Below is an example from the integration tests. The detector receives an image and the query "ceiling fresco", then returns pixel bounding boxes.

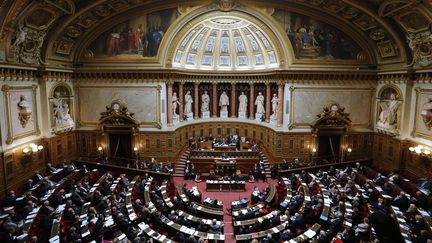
[0,0,430,69]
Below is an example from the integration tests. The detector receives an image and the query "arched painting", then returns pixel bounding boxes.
[86,8,179,59]
[272,9,363,60]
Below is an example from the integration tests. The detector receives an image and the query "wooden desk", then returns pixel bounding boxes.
[213,145,237,151]
[206,180,246,192]
[199,141,213,150]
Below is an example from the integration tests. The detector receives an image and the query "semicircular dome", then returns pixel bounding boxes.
[172,16,279,71]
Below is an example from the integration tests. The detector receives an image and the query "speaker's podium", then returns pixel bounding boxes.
[213,158,236,177]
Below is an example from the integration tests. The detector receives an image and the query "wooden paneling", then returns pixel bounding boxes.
[372,133,402,171]
[47,131,77,165]
[0,138,48,196]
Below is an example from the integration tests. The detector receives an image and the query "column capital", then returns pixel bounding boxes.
[179,81,186,86]
[277,80,285,87]
[212,81,218,86]
[166,80,174,87]
[265,80,272,87]
[194,81,200,86]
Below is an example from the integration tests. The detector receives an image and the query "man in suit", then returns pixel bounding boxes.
[32,170,44,183]
[23,179,34,191]
[4,191,17,207]
[392,191,410,212]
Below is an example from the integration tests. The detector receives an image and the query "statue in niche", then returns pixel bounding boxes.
[53,92,74,128]
[219,91,229,112]
[238,92,248,114]
[377,92,400,129]
[271,93,278,117]
[255,92,265,116]
[201,91,210,113]
[17,95,32,128]
[421,98,432,130]
[184,91,193,118]
[172,92,180,118]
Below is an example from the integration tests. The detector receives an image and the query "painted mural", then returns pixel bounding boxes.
[87,8,179,59]
[272,9,362,60]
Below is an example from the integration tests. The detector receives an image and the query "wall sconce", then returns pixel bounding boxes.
[133,147,139,158]
[23,143,44,155]
[97,146,104,158]
[409,145,431,156]
[347,147,352,154]
[311,148,317,154]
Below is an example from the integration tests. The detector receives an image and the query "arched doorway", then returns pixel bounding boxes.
[98,99,140,162]
[312,102,352,163]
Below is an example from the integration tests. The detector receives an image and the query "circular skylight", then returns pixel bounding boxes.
[172,16,279,71]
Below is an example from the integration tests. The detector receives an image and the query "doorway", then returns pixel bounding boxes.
[109,133,132,159]
[318,135,341,163]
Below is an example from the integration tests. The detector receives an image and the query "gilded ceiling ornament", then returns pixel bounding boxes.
[369,29,386,41]
[94,5,112,17]
[342,7,359,19]
[218,0,236,11]
[407,30,432,67]
[9,26,47,65]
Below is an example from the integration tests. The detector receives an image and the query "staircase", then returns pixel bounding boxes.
[259,150,272,179]
[173,148,191,177]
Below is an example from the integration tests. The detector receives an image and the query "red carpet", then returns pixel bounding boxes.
[173,177,276,243]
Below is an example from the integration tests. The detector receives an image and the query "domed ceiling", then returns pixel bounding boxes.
[172,16,279,71]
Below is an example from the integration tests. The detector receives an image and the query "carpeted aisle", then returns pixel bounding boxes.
[173,177,275,243]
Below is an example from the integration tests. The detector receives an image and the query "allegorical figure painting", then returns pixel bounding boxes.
[88,8,178,58]
[272,9,362,60]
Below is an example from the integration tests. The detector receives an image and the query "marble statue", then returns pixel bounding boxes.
[219,91,229,112]
[238,92,248,113]
[271,93,278,117]
[184,91,193,118]
[61,103,75,127]
[172,92,180,117]
[53,92,64,126]
[53,92,74,128]
[378,93,399,129]
[201,91,210,112]
[17,95,32,128]
[255,92,265,116]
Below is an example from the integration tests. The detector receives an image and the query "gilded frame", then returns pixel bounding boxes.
[1,85,40,144]
[288,86,374,130]
[76,85,162,129]
[412,88,432,140]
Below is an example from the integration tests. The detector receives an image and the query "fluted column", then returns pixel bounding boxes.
[179,82,184,121]
[265,82,271,122]
[194,82,199,119]
[230,82,236,117]
[277,82,284,127]
[167,80,173,126]
[212,82,218,117]
[249,82,255,119]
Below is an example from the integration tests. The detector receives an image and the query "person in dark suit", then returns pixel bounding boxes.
[40,200,54,216]
[32,170,44,183]
[392,191,410,212]
[23,179,34,191]
[4,190,17,207]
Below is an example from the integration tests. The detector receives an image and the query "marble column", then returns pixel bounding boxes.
[212,82,218,117]
[194,82,199,119]
[230,82,236,117]
[277,82,284,127]
[265,82,271,122]
[167,81,173,126]
[249,82,255,119]
[179,82,184,121]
